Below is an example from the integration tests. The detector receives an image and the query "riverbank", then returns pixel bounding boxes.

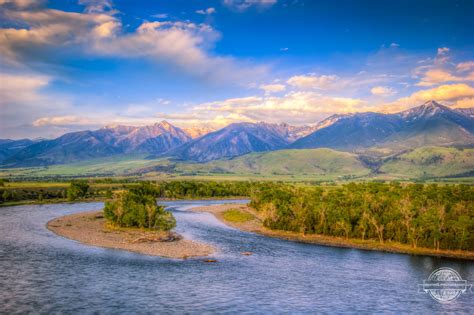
[191,204,474,260]
[47,211,214,259]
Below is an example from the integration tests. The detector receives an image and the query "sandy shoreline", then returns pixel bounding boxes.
[191,204,474,260]
[47,211,214,259]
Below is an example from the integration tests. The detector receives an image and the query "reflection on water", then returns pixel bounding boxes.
[0,200,473,313]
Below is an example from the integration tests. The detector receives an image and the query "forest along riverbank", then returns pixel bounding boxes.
[190,204,474,260]
[47,211,214,259]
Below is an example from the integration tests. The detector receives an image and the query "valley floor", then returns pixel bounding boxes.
[191,204,474,261]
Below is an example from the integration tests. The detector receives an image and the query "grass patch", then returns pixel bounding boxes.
[222,209,255,223]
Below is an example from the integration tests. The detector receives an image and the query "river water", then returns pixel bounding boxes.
[0,200,473,313]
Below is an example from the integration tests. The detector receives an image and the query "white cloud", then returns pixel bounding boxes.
[32,115,92,127]
[0,7,118,65]
[0,72,50,105]
[0,0,41,8]
[370,86,396,96]
[193,92,367,125]
[0,71,73,138]
[0,3,266,82]
[152,13,168,19]
[287,74,338,90]
[456,61,474,72]
[416,69,474,87]
[437,47,450,55]
[411,49,474,87]
[196,7,216,15]
[383,83,474,112]
[78,0,113,13]
[259,83,286,94]
[223,0,277,11]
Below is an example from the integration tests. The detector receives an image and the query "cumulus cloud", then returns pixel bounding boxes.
[193,92,367,125]
[0,0,42,8]
[287,74,338,90]
[152,13,168,19]
[196,7,216,15]
[0,72,50,105]
[437,47,450,55]
[412,48,474,86]
[456,61,474,72]
[32,115,93,127]
[0,71,73,138]
[223,0,277,11]
[0,2,265,82]
[417,69,474,87]
[78,0,114,13]
[370,86,396,97]
[259,83,286,94]
[383,83,474,112]
[0,7,118,65]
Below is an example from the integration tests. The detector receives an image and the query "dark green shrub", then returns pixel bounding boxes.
[104,187,176,231]
[67,180,90,201]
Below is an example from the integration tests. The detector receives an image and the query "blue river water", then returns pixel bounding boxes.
[0,200,473,313]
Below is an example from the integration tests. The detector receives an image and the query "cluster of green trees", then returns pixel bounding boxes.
[66,180,90,201]
[1,187,66,203]
[156,181,253,198]
[104,184,176,231]
[250,182,474,251]
[0,180,257,204]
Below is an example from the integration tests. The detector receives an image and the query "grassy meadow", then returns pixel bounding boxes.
[0,146,473,184]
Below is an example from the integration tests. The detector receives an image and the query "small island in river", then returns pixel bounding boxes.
[47,211,214,259]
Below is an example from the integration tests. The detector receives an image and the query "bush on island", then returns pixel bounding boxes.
[104,184,176,231]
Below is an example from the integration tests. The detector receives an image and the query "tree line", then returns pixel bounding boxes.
[0,180,257,203]
[250,182,474,251]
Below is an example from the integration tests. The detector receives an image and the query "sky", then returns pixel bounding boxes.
[0,0,473,139]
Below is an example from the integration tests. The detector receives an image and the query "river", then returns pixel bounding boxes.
[0,200,473,313]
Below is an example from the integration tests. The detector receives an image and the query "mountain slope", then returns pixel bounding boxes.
[3,121,190,167]
[181,148,371,176]
[380,146,474,178]
[167,122,292,162]
[382,101,474,149]
[290,112,405,150]
[0,139,39,163]
[182,126,216,139]
[291,101,474,151]
[456,107,474,118]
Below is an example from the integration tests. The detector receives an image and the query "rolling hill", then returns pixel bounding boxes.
[379,146,474,178]
[2,146,473,181]
[176,148,371,177]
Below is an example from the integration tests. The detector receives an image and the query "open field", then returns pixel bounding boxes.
[1,146,473,183]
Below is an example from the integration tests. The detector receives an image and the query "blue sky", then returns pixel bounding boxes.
[1,0,473,138]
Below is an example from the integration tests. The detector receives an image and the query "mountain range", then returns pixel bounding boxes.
[291,100,474,151]
[1,101,473,167]
[1,121,190,167]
